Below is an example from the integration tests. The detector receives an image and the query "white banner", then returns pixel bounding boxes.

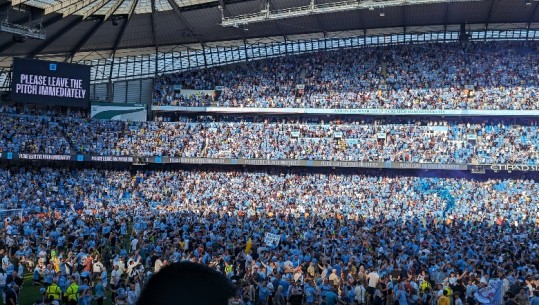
[264,233,281,248]
[150,106,539,117]
[91,103,147,121]
[151,106,306,114]
[179,89,215,99]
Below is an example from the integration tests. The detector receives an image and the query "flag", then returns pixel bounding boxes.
[475,279,503,304]
[245,238,252,254]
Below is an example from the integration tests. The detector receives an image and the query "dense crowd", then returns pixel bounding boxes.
[1,112,538,165]
[1,167,539,305]
[0,114,72,155]
[154,42,539,110]
[3,40,539,305]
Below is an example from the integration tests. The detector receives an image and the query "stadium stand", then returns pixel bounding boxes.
[154,42,539,110]
[1,112,538,165]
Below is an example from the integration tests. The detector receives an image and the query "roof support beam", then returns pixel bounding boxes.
[43,0,83,15]
[357,7,365,36]
[151,0,158,48]
[528,2,539,28]
[110,0,138,57]
[484,0,495,29]
[312,0,325,34]
[263,0,291,45]
[27,16,82,58]
[10,0,26,6]
[83,0,110,19]
[166,0,206,46]
[443,2,449,26]
[65,18,105,62]
[107,0,138,100]
[151,0,159,76]
[402,5,407,27]
[60,0,97,17]
[104,0,127,21]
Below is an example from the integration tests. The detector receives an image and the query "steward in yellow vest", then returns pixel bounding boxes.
[45,282,62,300]
[64,282,79,305]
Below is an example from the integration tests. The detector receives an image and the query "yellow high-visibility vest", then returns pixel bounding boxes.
[46,284,62,300]
[65,283,79,301]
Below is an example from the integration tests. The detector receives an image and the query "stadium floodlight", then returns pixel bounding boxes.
[221,0,484,27]
[0,21,46,40]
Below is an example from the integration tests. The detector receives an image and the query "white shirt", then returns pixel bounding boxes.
[130,239,138,251]
[93,262,104,273]
[1,256,9,270]
[154,259,163,273]
[367,272,380,288]
[111,269,120,285]
[114,261,125,276]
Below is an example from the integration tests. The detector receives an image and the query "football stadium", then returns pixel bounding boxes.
[0,0,539,304]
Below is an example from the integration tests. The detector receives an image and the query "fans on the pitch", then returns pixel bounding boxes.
[1,167,539,305]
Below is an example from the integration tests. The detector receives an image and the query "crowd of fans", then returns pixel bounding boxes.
[1,167,539,305]
[154,42,539,110]
[0,114,72,155]
[1,112,538,165]
[2,40,539,305]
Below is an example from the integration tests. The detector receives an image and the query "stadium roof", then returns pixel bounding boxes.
[0,0,538,60]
